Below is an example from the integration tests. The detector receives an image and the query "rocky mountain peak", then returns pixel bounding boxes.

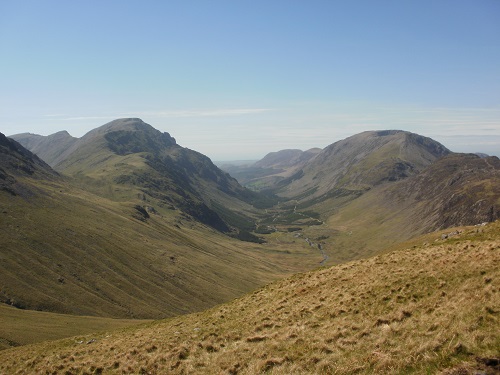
[91,118,177,155]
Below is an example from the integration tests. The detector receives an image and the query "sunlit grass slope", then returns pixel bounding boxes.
[2,222,498,374]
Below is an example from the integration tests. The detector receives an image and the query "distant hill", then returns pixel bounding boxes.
[221,148,321,190]
[254,148,322,169]
[243,131,500,263]
[475,152,489,158]
[10,130,77,167]
[0,132,59,196]
[2,221,498,374]
[225,130,449,200]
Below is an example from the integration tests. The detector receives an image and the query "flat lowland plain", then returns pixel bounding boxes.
[1,222,498,374]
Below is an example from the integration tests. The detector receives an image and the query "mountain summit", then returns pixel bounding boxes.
[275,130,450,205]
[77,118,177,155]
[12,119,264,233]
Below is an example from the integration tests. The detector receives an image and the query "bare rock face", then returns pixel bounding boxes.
[393,153,500,229]
[133,205,150,222]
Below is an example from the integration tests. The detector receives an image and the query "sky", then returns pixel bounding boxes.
[1,1,499,160]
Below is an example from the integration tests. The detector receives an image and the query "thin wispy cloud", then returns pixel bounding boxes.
[141,108,273,118]
[50,108,274,122]
[61,116,119,121]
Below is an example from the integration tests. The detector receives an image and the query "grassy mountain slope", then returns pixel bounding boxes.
[1,221,498,374]
[218,132,499,267]
[0,174,317,319]
[225,131,447,199]
[388,153,500,229]
[0,131,320,321]
[0,132,59,182]
[24,118,267,233]
[276,130,450,205]
[283,153,500,264]
[333,153,499,257]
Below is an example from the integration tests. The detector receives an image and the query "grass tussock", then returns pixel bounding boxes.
[0,222,499,374]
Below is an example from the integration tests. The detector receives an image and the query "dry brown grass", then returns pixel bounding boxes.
[1,222,499,374]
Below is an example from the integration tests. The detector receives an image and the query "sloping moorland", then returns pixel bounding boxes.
[294,152,500,263]
[1,128,319,321]
[0,221,498,374]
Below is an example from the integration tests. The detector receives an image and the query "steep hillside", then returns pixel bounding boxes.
[302,153,500,263]
[10,131,77,167]
[389,153,500,229]
[223,131,451,238]
[277,130,450,206]
[218,131,500,268]
[15,118,268,234]
[0,134,319,321]
[2,222,498,374]
[0,132,59,196]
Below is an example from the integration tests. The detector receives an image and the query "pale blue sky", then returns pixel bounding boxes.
[1,1,499,159]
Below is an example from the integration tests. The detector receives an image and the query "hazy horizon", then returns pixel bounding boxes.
[2,1,499,160]
[8,119,500,161]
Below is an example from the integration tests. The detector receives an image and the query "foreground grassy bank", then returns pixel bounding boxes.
[0,222,498,374]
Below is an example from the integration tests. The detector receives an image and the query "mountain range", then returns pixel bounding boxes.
[222,129,499,261]
[2,119,500,372]
[8,122,500,298]
[13,118,265,233]
[2,121,317,320]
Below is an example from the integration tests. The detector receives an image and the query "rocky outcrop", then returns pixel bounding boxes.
[387,153,500,231]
